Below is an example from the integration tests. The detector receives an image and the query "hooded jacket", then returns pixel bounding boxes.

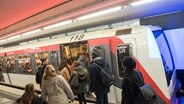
[89,57,110,94]
[41,75,74,104]
[72,65,88,94]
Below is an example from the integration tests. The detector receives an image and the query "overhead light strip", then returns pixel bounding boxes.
[2,6,123,43]
[130,0,158,6]
[43,20,73,30]
[7,35,21,40]
[0,39,6,43]
[22,29,41,36]
[77,6,122,21]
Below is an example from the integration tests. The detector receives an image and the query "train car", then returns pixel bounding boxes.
[0,25,178,104]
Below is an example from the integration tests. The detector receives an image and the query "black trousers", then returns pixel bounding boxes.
[77,93,86,104]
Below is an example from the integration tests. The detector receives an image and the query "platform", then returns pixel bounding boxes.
[0,96,13,104]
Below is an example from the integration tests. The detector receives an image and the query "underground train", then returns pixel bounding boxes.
[0,25,178,104]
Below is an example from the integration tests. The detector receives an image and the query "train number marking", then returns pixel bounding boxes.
[70,34,85,41]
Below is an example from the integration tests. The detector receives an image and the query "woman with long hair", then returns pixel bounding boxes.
[17,83,41,104]
[59,59,75,83]
[41,64,75,104]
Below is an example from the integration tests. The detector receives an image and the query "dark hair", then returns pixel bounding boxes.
[66,59,73,65]
[58,60,67,71]
[122,56,136,69]
[91,48,100,59]
[21,83,35,104]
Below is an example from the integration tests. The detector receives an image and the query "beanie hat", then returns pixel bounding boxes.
[90,48,100,59]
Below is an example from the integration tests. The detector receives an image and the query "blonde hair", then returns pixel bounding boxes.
[43,64,57,80]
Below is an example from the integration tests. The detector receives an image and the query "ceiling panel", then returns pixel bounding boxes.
[0,0,125,38]
[0,0,69,30]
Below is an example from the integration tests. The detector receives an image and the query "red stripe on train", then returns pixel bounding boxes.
[89,36,170,103]
[4,44,60,55]
[135,59,170,103]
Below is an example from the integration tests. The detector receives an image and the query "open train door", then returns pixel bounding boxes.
[110,37,137,104]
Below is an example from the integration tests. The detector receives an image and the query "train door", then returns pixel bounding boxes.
[88,38,115,103]
[60,41,89,64]
[110,37,137,104]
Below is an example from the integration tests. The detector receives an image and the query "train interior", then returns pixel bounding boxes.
[61,42,89,62]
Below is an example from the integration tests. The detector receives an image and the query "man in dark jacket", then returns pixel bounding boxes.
[89,48,110,104]
[121,56,146,104]
[35,59,48,88]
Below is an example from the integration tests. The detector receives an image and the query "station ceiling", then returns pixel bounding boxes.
[0,0,69,30]
[0,0,128,38]
[0,0,184,41]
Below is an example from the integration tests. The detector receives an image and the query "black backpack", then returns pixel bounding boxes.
[35,65,46,84]
[93,62,113,87]
[139,84,157,104]
[137,72,157,104]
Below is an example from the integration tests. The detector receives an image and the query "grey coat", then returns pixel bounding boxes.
[41,75,74,104]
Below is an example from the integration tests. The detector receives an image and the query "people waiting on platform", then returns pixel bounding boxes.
[77,51,89,69]
[77,51,91,94]
[41,64,74,104]
[70,61,88,104]
[121,56,146,104]
[89,48,110,104]
[15,83,45,104]
[59,59,74,83]
[35,59,48,88]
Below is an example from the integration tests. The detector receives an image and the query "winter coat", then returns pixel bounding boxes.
[121,69,145,104]
[60,67,71,83]
[41,75,74,104]
[89,57,110,95]
[71,65,88,94]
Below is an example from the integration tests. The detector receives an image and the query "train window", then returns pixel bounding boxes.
[50,51,59,69]
[116,44,133,78]
[7,56,16,73]
[17,54,32,74]
[62,42,88,62]
[35,52,49,70]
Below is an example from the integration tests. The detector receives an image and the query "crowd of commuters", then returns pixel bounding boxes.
[11,47,155,104]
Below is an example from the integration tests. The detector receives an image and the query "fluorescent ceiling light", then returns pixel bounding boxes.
[7,35,21,40]
[77,6,122,21]
[130,0,158,6]
[43,20,72,30]
[0,39,6,43]
[22,29,41,36]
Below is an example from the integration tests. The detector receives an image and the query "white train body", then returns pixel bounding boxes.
[0,26,177,104]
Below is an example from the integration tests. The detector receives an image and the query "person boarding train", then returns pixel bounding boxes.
[41,64,74,104]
